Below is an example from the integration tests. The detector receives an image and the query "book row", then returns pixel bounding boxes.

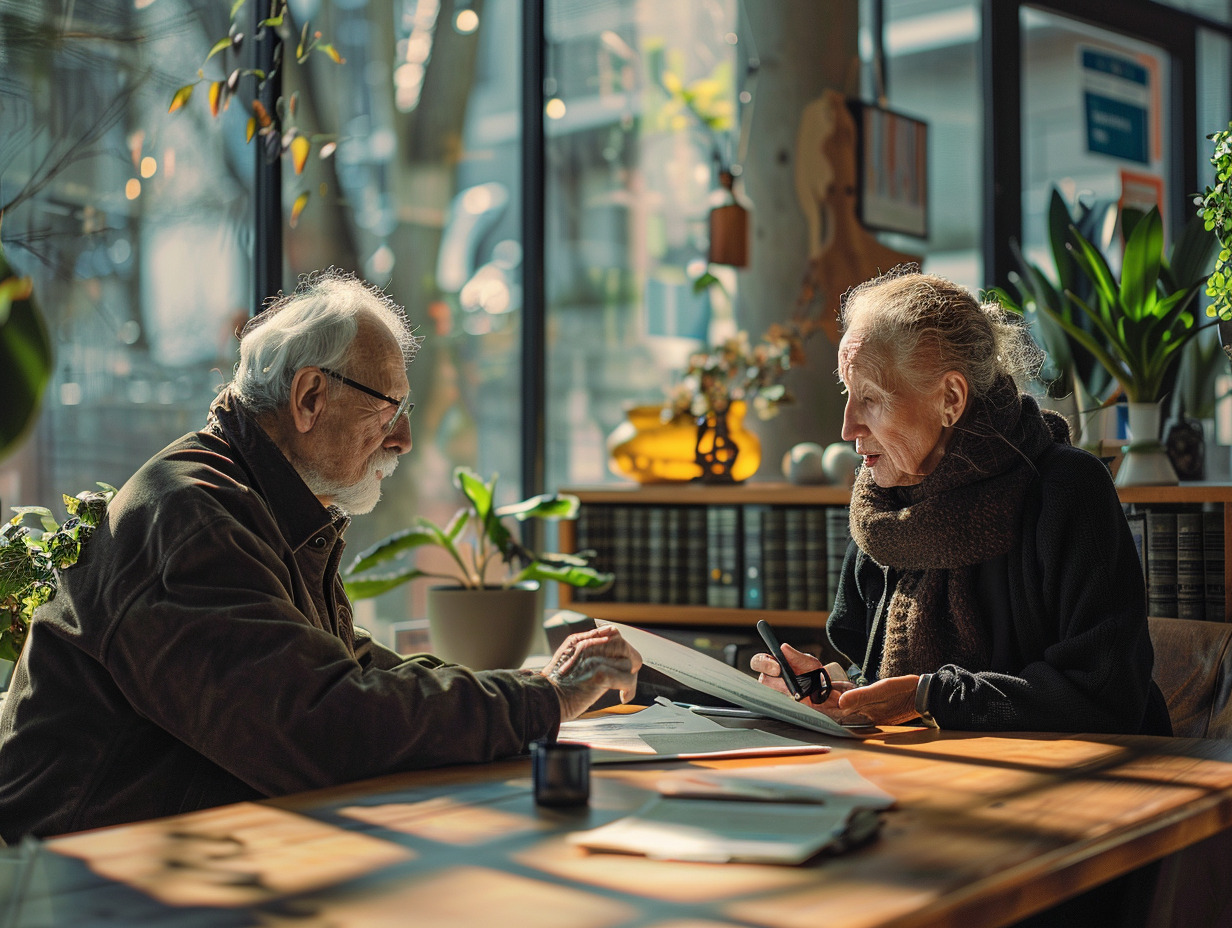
[569,503,853,611]
[1124,504,1226,622]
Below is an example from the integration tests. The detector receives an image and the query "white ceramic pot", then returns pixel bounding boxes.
[426,582,543,670]
[1115,401,1178,487]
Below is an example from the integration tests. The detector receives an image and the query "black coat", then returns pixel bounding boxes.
[828,444,1172,735]
[0,399,560,842]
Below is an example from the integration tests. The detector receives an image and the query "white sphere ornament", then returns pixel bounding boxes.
[781,442,826,485]
[821,442,862,487]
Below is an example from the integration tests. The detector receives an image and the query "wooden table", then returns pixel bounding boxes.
[9,727,1232,927]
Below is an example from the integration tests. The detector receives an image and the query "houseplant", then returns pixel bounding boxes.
[1001,205,1215,485]
[1,485,115,676]
[341,467,612,670]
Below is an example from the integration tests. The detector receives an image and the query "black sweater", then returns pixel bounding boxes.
[828,443,1172,735]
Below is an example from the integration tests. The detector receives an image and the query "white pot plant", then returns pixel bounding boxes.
[342,467,613,670]
[997,205,1216,485]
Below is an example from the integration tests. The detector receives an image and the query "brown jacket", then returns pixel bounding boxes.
[0,396,560,842]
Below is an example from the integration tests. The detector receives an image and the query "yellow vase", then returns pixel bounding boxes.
[607,401,761,483]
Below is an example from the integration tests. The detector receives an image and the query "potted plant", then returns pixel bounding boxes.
[1,486,115,688]
[341,467,613,670]
[1005,205,1215,485]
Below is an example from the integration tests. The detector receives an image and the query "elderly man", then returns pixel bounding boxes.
[0,270,639,842]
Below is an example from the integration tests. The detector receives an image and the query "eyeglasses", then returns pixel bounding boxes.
[320,367,414,436]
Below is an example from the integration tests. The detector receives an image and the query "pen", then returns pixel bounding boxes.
[756,619,804,701]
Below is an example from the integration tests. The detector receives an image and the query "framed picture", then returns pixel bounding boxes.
[847,101,929,239]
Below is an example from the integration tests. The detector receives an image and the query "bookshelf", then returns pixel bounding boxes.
[559,482,1232,626]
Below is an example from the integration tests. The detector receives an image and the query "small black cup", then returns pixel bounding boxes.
[530,739,590,807]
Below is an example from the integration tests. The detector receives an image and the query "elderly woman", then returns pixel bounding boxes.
[753,269,1171,735]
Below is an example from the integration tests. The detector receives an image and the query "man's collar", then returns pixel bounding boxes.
[209,388,349,549]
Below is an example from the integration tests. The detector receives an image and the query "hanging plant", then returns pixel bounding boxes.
[168,0,344,224]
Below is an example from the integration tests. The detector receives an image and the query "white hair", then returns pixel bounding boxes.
[230,268,421,414]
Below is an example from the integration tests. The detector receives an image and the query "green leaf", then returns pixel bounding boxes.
[0,252,52,462]
[344,526,438,574]
[230,0,248,19]
[515,560,615,590]
[343,567,428,601]
[203,36,232,65]
[1120,207,1163,318]
[495,493,579,522]
[168,83,195,114]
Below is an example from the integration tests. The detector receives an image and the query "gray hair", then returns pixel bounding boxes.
[838,266,1042,400]
[230,268,421,414]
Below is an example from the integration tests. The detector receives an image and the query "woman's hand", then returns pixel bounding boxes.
[749,643,870,727]
[836,675,921,726]
[541,627,642,722]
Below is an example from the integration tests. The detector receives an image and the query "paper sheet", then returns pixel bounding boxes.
[568,798,879,864]
[654,758,896,807]
[560,700,831,763]
[597,620,868,738]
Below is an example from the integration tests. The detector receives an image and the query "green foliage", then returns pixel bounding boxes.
[0,485,116,662]
[342,467,613,600]
[996,200,1216,405]
[0,244,53,461]
[1199,120,1232,321]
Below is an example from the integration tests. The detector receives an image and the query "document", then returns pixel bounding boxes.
[570,758,894,864]
[569,798,882,864]
[597,620,872,739]
[561,699,832,763]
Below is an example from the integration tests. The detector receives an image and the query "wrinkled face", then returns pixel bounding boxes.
[300,321,412,514]
[837,328,949,488]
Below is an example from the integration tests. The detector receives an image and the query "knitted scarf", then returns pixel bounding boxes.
[847,376,1070,679]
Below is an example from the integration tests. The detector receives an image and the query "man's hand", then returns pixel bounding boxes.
[750,643,870,727]
[541,627,642,722]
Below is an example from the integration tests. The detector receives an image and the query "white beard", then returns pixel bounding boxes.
[300,452,398,515]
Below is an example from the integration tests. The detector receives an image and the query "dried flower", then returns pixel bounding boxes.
[666,322,814,421]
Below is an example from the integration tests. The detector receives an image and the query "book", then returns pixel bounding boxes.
[1146,509,1179,618]
[706,505,742,608]
[763,507,788,611]
[1177,509,1205,621]
[685,507,708,605]
[665,506,686,605]
[1205,505,1226,621]
[611,506,633,603]
[1124,508,1147,584]
[825,507,852,610]
[646,506,668,604]
[785,507,807,611]
[804,506,828,611]
[742,504,770,610]
[628,506,649,602]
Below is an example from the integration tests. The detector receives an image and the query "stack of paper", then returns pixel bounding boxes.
[561,699,831,763]
[569,759,894,864]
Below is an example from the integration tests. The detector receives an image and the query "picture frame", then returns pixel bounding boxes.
[847,101,929,239]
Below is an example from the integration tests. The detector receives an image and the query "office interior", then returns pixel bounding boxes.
[2,0,1231,652]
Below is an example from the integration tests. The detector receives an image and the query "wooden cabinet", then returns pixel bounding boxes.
[559,482,1232,626]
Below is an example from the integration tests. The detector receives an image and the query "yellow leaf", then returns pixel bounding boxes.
[290,135,310,174]
[246,117,257,143]
[168,84,194,114]
[289,191,309,228]
[319,43,345,64]
[662,71,682,94]
[208,81,224,118]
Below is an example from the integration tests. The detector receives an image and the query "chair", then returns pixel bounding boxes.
[1147,615,1232,740]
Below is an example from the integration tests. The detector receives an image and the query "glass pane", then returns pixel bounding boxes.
[879,0,982,290]
[288,0,523,638]
[543,0,744,492]
[1020,8,1172,271]
[0,3,248,519]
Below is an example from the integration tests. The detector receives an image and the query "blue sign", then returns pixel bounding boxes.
[1084,92,1149,164]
